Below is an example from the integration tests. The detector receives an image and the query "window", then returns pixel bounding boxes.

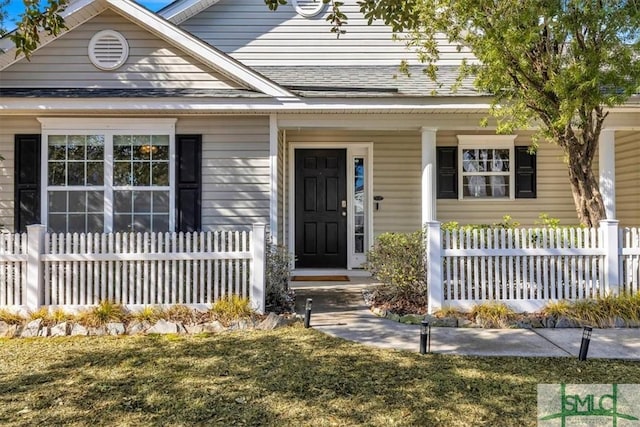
[39,119,176,233]
[437,137,537,200]
[457,136,515,200]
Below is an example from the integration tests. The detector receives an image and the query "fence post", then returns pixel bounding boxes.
[600,219,620,296]
[426,221,443,314]
[251,223,266,314]
[25,224,46,312]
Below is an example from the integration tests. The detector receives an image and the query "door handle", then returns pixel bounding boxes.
[341,212,347,217]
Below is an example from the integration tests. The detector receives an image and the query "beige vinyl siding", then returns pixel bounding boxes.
[180,0,472,66]
[176,116,271,230]
[437,131,579,226]
[615,131,640,226]
[0,10,242,90]
[0,116,41,232]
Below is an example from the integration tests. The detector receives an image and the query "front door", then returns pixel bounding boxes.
[295,149,347,268]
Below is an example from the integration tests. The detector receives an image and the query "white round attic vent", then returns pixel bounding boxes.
[88,30,129,71]
[292,0,326,17]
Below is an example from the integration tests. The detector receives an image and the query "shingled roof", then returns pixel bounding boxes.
[255,65,481,97]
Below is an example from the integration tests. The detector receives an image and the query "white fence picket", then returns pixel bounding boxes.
[440,224,609,312]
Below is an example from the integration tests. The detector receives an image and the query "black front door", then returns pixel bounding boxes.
[295,149,347,268]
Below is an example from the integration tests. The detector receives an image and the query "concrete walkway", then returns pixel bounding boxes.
[291,280,640,360]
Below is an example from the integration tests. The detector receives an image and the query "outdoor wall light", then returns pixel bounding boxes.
[420,319,431,355]
[578,326,592,361]
[304,298,313,329]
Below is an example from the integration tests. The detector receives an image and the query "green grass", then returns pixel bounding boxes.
[1,326,639,426]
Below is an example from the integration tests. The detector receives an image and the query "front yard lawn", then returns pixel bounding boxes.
[1,326,638,426]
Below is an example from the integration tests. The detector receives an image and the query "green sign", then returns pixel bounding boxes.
[538,384,639,426]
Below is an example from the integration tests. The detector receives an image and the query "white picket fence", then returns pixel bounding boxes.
[426,220,640,313]
[0,224,266,314]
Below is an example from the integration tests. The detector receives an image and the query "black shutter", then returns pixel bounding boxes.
[515,146,537,198]
[437,147,458,199]
[14,134,41,232]
[176,134,202,232]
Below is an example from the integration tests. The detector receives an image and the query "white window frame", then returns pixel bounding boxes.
[38,118,177,233]
[456,135,516,201]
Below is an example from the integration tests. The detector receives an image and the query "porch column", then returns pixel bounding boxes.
[269,114,279,243]
[598,129,616,220]
[421,127,438,224]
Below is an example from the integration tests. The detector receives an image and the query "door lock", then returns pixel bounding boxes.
[341,200,347,208]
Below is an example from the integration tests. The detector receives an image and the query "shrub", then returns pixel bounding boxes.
[365,230,427,310]
[133,306,165,323]
[165,305,196,324]
[211,296,253,325]
[541,300,572,319]
[77,301,128,327]
[0,309,23,325]
[470,302,515,328]
[265,238,295,314]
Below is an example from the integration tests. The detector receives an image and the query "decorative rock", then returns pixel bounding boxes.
[515,320,533,329]
[1,323,19,338]
[457,318,474,328]
[147,319,180,334]
[230,319,254,331]
[69,323,88,336]
[613,316,626,328]
[370,306,387,317]
[106,322,125,336]
[257,313,283,330]
[386,312,401,322]
[201,321,226,333]
[38,326,49,337]
[555,316,578,328]
[543,317,556,328]
[20,319,42,338]
[433,317,458,327]
[127,321,151,335]
[50,322,69,337]
[399,314,423,325]
[88,326,107,336]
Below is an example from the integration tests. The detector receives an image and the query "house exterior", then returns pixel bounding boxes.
[1,0,639,273]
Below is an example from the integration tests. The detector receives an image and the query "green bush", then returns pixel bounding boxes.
[365,230,427,309]
[265,238,295,314]
[210,296,253,326]
[470,302,515,328]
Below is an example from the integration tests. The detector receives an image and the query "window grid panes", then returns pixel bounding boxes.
[46,133,171,234]
[353,158,365,254]
[461,148,510,198]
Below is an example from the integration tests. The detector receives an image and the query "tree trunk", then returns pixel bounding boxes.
[566,148,606,227]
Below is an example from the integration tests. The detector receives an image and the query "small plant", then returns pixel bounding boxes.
[265,238,295,314]
[133,306,165,323]
[470,302,515,328]
[365,230,427,311]
[0,309,23,325]
[210,296,253,326]
[435,306,463,318]
[541,300,572,319]
[535,213,561,229]
[165,305,195,324]
[77,301,128,327]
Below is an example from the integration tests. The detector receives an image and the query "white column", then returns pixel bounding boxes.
[26,224,46,312]
[426,221,443,314]
[269,115,279,243]
[599,129,616,220]
[421,128,438,225]
[251,223,266,314]
[600,219,620,296]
